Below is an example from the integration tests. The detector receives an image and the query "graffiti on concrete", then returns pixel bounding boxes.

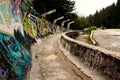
[0,0,57,79]
[0,0,32,79]
[22,15,37,38]
[0,32,31,79]
[0,1,13,34]
[10,0,25,37]
[11,0,21,16]
[0,0,24,36]
[20,0,56,38]
[0,68,8,78]
[22,13,56,38]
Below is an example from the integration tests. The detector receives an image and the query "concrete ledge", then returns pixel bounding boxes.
[90,31,97,45]
[58,39,106,80]
[62,32,120,60]
[60,31,120,80]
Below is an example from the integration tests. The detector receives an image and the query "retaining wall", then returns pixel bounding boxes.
[60,31,120,80]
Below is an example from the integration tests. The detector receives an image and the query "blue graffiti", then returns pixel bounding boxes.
[0,32,31,79]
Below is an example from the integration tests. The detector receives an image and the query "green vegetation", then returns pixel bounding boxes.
[25,0,120,30]
[72,0,120,30]
[84,26,97,35]
[87,0,120,29]
[32,0,77,26]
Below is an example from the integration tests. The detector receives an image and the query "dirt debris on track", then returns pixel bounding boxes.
[30,34,91,80]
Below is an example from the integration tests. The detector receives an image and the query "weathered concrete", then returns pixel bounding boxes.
[60,31,120,80]
[93,29,120,52]
[59,39,106,80]
[30,34,90,80]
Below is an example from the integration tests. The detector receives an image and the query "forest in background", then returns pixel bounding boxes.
[32,0,120,30]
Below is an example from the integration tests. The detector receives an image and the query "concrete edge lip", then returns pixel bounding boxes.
[61,32,120,60]
[58,39,106,80]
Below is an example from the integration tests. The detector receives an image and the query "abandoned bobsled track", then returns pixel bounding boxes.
[30,34,91,80]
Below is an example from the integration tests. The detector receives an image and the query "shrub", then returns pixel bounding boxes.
[84,26,97,34]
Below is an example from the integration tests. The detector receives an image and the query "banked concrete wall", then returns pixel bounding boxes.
[60,31,120,80]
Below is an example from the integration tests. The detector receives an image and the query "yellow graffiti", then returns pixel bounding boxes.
[0,0,9,24]
[35,18,52,35]
[23,16,37,38]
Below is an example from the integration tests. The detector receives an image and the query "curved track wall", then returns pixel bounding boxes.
[60,31,120,80]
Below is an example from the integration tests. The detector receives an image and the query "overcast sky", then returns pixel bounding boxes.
[73,0,117,17]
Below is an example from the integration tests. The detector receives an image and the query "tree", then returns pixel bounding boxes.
[87,0,120,29]
[32,0,76,23]
[71,16,90,30]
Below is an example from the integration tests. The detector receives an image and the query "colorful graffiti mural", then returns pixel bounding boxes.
[27,14,56,38]
[0,0,31,79]
[0,32,31,79]
[20,0,56,38]
[0,0,24,36]
[22,14,37,39]
[0,0,57,79]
